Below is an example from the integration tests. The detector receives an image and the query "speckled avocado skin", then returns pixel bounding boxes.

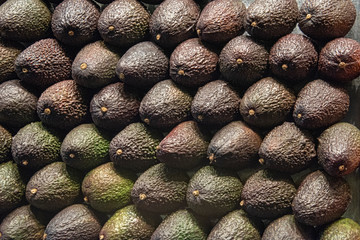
[0,125,11,163]
[320,218,360,240]
[0,40,23,82]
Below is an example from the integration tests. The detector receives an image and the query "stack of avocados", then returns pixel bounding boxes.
[0,0,360,239]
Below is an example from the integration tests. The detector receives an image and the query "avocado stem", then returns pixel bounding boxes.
[192,190,200,197]
[259,158,265,165]
[116,149,123,155]
[178,69,185,76]
[305,14,312,20]
[196,29,201,36]
[251,21,257,27]
[100,107,108,113]
[22,160,29,166]
[80,63,87,70]
[30,188,38,195]
[119,73,125,80]
[99,235,105,240]
[297,113,302,119]
[43,233,47,240]
[0,232,2,238]
[108,25,115,32]
[68,30,75,36]
[44,108,51,115]
[84,196,89,202]
[22,68,28,73]
[248,109,255,116]
[236,58,243,64]
[143,118,150,124]
[240,200,245,207]
[282,64,288,71]
[197,115,203,121]
[139,193,147,200]
[155,145,160,150]
[339,62,347,69]
[339,165,345,171]
[156,34,161,41]
[209,153,215,163]
[69,153,75,159]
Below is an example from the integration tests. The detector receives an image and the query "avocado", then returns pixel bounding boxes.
[262,214,316,240]
[292,170,351,226]
[156,120,210,170]
[207,209,262,240]
[258,122,316,174]
[51,0,100,46]
[244,0,299,40]
[97,0,150,47]
[150,0,200,49]
[219,36,269,87]
[317,122,360,177]
[269,34,318,82]
[109,122,163,172]
[0,161,25,215]
[131,163,189,214]
[196,0,246,44]
[139,80,193,130]
[43,204,102,240]
[99,205,161,240]
[320,218,360,240]
[240,77,296,129]
[191,80,241,127]
[37,80,92,130]
[12,122,63,169]
[150,209,209,240]
[169,38,219,88]
[0,0,51,42]
[26,162,82,212]
[293,79,350,129]
[187,165,243,218]
[116,41,169,89]
[0,80,38,128]
[0,39,23,82]
[90,82,141,132]
[298,0,356,41]
[240,169,296,219]
[318,38,360,83]
[72,41,122,89]
[0,125,11,163]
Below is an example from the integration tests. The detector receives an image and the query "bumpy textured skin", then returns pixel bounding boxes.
[60,124,111,171]
[292,170,351,226]
[298,0,356,41]
[196,0,246,44]
[90,82,141,132]
[0,162,25,215]
[51,0,100,46]
[320,218,360,240]
[169,38,219,88]
[15,39,73,89]
[191,80,241,127]
[187,166,243,218]
[207,210,262,240]
[109,123,163,172]
[139,80,193,130]
[37,80,92,130]
[259,122,316,174]
[318,38,360,83]
[99,205,161,240]
[25,162,82,212]
[150,209,209,240]
[0,40,22,82]
[241,169,296,219]
[269,34,318,82]
[44,204,102,240]
[245,0,299,40]
[262,215,316,240]
[293,79,349,129]
[0,80,38,128]
[0,125,11,163]
[131,163,189,214]
[219,36,268,87]
[156,121,209,170]
[97,0,150,47]
[240,77,296,129]
[208,121,262,170]
[12,122,62,169]
[82,162,136,213]
[150,0,200,49]
[72,41,121,89]
[116,41,169,89]
[0,0,51,42]
[317,122,360,177]
[142,0,163,3]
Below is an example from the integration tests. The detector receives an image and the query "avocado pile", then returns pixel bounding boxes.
[0,0,360,239]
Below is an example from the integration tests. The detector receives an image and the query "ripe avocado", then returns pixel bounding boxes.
[0,39,23,82]
[320,218,360,240]
[0,125,11,163]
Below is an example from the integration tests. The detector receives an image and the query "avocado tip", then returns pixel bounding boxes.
[259,158,265,165]
[80,63,87,70]
[68,30,75,36]
[236,58,243,64]
[196,29,201,36]
[192,190,200,197]
[22,67,28,73]
[119,73,125,80]
[240,200,245,207]
[251,21,257,27]
[156,34,161,41]
[100,106,108,113]
[178,69,185,76]
[248,109,255,116]
[84,196,89,202]
[209,153,215,163]
[339,165,345,172]
[297,113,302,119]
[108,25,115,32]
[197,115,203,121]
[155,145,160,151]
[305,14,312,20]
[116,149,123,155]
[30,188,38,195]
[143,118,150,124]
[69,153,75,159]
[99,235,105,240]
[44,108,51,115]
[22,160,29,166]
[282,64,288,71]
[139,193,147,200]
[339,62,347,69]
[43,233,47,240]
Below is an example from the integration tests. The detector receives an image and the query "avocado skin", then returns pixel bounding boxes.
[293,79,349,130]
[150,0,200,49]
[245,0,299,40]
[97,0,150,48]
[187,166,243,218]
[44,204,102,240]
[219,36,268,87]
[317,122,360,177]
[320,218,360,240]
[259,122,316,174]
[51,0,100,47]
[99,205,161,240]
[208,121,262,170]
[90,82,141,132]
[109,122,162,172]
[0,40,23,82]
[0,125,11,163]
[116,41,169,89]
[131,163,189,214]
[292,170,351,226]
[298,0,356,41]
[207,209,262,240]
[262,214,316,240]
[318,38,360,83]
[241,169,296,219]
